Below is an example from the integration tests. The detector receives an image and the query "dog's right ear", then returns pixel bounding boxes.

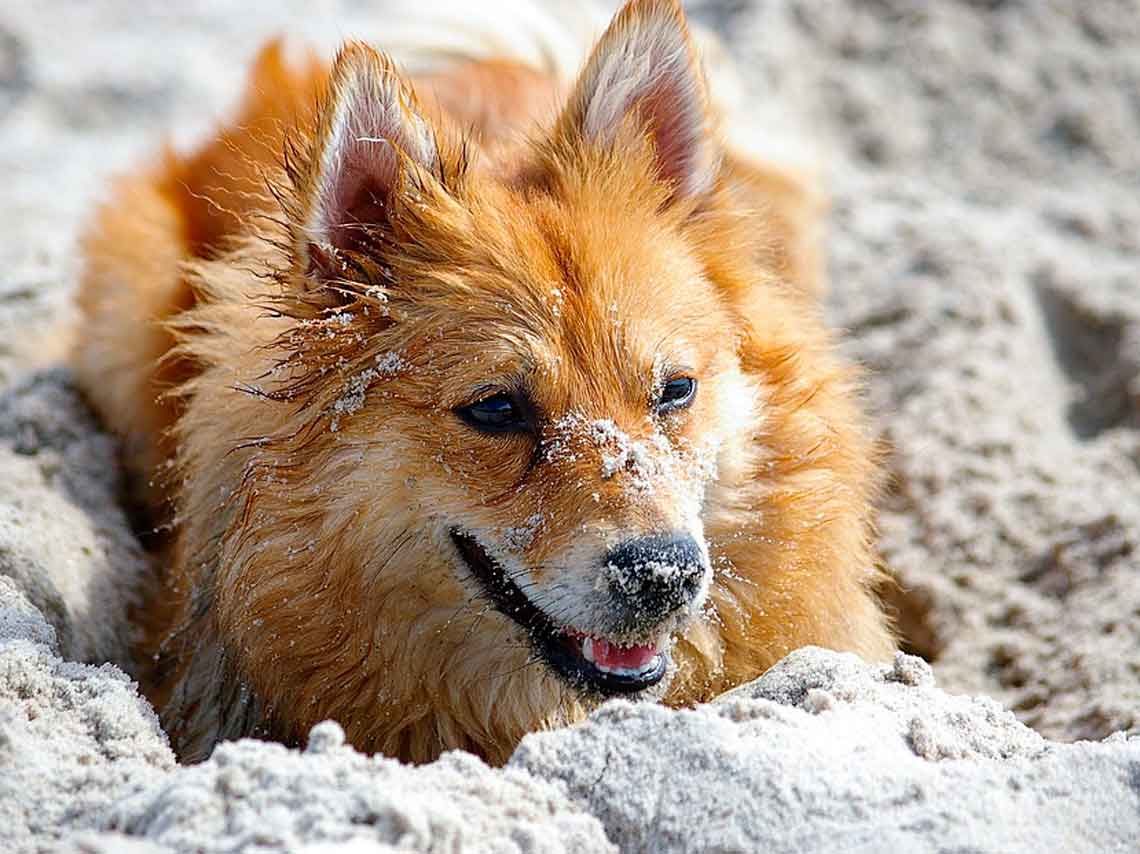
[295,43,439,283]
[553,0,717,204]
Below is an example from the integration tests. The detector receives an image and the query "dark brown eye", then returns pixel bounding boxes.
[657,377,696,414]
[457,393,530,434]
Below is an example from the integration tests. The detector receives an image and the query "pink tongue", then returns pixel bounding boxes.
[591,637,658,670]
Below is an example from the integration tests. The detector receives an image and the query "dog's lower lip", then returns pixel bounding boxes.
[449,529,668,693]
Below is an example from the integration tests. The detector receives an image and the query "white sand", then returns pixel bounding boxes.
[4,588,1136,852]
[1,1,1139,851]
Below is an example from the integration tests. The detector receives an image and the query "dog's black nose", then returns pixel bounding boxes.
[603,533,707,625]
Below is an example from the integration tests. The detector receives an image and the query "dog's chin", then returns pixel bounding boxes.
[449,529,671,696]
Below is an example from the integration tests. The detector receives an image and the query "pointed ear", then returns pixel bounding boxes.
[297,43,439,280]
[558,0,717,201]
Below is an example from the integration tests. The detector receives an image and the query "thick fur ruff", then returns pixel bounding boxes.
[74,0,894,765]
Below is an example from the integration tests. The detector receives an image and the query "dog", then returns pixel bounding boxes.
[73,0,895,764]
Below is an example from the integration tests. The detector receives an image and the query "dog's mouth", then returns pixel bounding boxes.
[449,529,668,694]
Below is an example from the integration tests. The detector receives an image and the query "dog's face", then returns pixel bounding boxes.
[395,184,755,698]
[164,0,890,766]
[254,0,771,751]
[287,150,759,704]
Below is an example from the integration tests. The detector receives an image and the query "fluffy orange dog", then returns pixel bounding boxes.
[75,0,894,764]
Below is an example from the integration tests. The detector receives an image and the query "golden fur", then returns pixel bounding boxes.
[74,0,894,764]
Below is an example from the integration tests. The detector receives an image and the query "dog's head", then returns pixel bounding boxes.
[232,0,837,758]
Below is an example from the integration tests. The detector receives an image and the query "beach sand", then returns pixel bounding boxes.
[1,1,1138,851]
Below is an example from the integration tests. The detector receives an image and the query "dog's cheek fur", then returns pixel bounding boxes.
[156,280,589,763]
[660,205,895,704]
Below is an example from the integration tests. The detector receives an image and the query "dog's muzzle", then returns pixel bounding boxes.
[452,528,709,696]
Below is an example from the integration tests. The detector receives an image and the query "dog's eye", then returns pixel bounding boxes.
[457,393,530,434]
[657,377,697,414]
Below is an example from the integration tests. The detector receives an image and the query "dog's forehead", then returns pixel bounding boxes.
[486,238,710,396]
[429,188,730,409]
[517,198,714,342]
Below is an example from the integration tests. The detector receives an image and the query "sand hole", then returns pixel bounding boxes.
[1033,281,1139,440]
[879,578,944,662]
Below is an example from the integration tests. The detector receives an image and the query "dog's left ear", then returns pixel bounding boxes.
[296,43,440,283]
[557,0,717,202]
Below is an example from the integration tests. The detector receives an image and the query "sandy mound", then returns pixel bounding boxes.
[0,576,174,851]
[1,0,1139,852]
[0,371,147,670]
[5,587,1136,852]
[513,650,1140,853]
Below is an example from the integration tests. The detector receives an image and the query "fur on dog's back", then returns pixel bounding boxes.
[75,43,324,518]
[74,0,892,765]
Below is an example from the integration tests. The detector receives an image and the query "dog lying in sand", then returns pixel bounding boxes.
[73,0,895,764]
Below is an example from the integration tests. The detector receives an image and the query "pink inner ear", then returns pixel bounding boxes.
[302,52,439,280]
[634,76,706,196]
[316,137,400,257]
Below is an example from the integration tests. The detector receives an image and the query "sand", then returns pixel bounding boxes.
[4,592,1137,852]
[1,0,1139,851]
